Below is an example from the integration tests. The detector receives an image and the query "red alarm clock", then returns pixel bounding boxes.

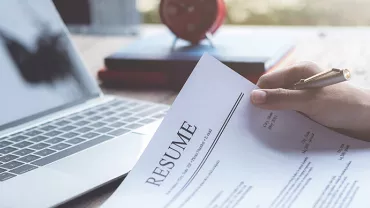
[159,0,226,45]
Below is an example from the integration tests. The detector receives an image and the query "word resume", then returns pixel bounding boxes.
[102,54,370,208]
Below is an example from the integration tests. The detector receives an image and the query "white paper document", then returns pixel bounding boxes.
[102,54,370,208]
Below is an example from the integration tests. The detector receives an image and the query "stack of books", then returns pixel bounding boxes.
[98,28,295,90]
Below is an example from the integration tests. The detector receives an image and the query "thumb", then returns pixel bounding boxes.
[250,88,310,112]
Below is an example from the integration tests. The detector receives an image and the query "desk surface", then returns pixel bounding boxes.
[60,25,370,207]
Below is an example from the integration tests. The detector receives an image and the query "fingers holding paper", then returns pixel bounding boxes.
[250,88,314,112]
[251,62,324,112]
[256,61,321,89]
[250,62,370,141]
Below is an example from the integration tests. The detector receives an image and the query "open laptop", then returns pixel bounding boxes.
[0,1,168,207]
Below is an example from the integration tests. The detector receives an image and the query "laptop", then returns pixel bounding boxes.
[0,1,168,207]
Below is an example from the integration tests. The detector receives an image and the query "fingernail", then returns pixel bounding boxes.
[251,90,267,104]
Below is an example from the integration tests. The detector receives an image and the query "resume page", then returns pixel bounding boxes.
[102,54,370,208]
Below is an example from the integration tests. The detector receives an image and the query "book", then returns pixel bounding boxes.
[102,54,370,208]
[98,67,263,90]
[101,28,295,90]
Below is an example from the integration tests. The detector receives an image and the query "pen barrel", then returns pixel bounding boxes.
[293,71,350,90]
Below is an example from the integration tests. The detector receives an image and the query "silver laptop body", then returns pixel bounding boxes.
[0,1,167,207]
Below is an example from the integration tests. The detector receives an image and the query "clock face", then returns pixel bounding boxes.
[160,0,225,44]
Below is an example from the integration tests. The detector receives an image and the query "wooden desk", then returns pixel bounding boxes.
[60,25,370,207]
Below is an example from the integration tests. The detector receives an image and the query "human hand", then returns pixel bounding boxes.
[250,62,370,141]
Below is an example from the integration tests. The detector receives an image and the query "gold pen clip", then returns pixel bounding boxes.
[293,68,351,90]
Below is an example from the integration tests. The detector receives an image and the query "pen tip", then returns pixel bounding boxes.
[344,69,351,80]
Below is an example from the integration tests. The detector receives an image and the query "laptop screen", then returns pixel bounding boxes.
[0,0,101,130]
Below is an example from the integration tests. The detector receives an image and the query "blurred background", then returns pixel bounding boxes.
[139,0,370,26]
[53,0,370,37]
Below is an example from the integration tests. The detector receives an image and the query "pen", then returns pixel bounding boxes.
[291,68,351,90]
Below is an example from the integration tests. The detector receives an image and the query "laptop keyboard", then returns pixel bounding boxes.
[0,99,168,182]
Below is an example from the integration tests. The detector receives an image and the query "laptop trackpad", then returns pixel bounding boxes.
[133,119,162,135]
[47,120,162,180]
